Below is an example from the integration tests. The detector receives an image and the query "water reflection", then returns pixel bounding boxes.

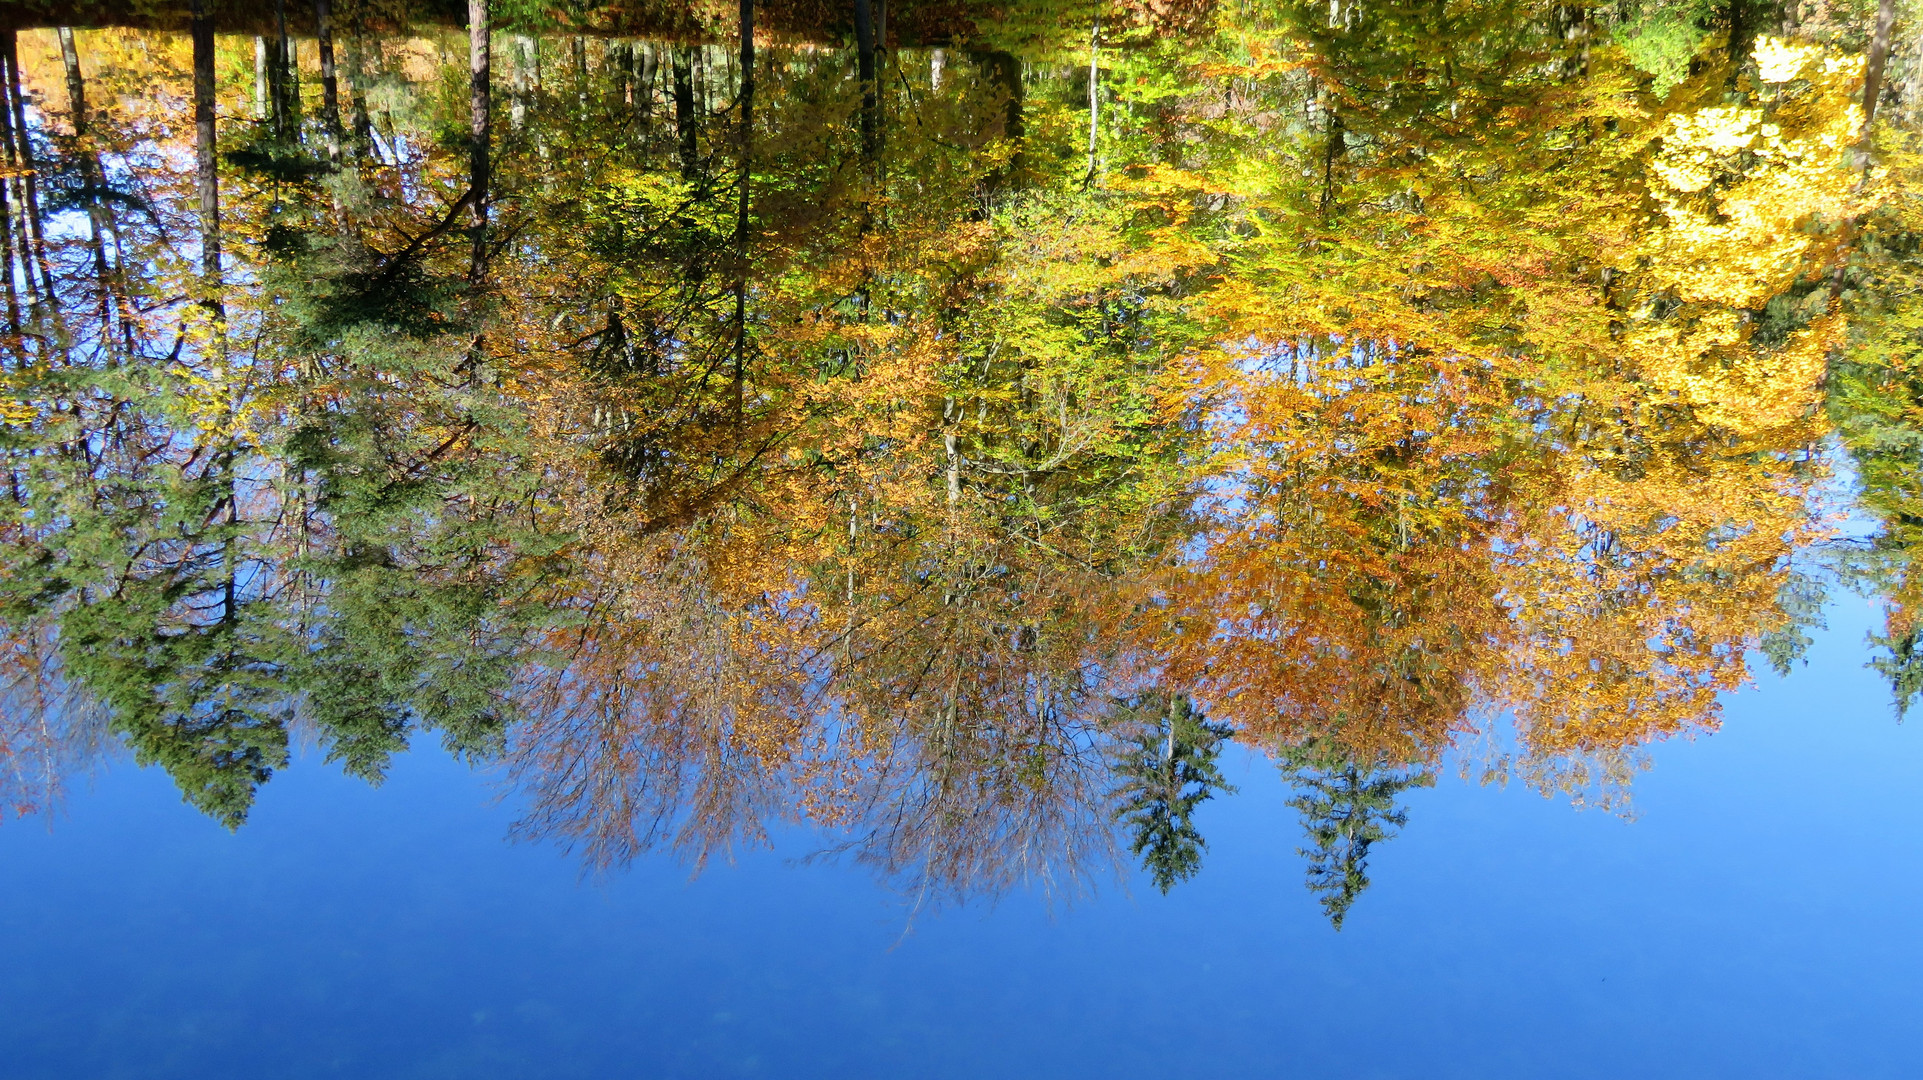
[0,0,1907,923]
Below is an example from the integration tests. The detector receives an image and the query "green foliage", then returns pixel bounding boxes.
[61,592,291,830]
[1829,130,1923,712]
[1277,739,1432,929]
[33,449,294,829]
[1109,693,1237,894]
[296,560,531,775]
[1615,0,1714,95]
[1761,571,1828,677]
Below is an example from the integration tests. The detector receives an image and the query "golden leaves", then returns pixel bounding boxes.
[1123,20,1854,784]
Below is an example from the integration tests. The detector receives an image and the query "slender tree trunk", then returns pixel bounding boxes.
[313,0,341,155]
[607,40,628,110]
[66,28,134,359]
[0,153,17,354]
[697,44,709,117]
[853,0,878,162]
[1863,0,1897,130]
[845,495,858,667]
[60,28,122,363]
[221,468,239,629]
[468,0,491,286]
[510,35,530,130]
[7,41,54,303]
[273,0,296,139]
[0,33,55,309]
[944,397,960,508]
[975,51,1023,193]
[636,44,656,131]
[1726,0,1754,84]
[672,47,697,180]
[1829,0,1900,300]
[193,1,232,599]
[1164,696,1177,778]
[1320,107,1345,214]
[0,33,32,318]
[265,15,284,136]
[342,33,372,153]
[733,0,754,422]
[1085,17,1099,187]
[191,0,222,312]
[570,35,587,118]
[254,36,269,119]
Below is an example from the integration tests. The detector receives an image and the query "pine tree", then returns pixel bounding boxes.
[1109,692,1236,894]
[1277,738,1432,929]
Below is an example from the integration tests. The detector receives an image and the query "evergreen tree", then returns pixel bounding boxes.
[1278,738,1432,929]
[1109,692,1236,894]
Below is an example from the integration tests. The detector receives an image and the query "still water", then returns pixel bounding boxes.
[0,1,1919,1074]
[7,600,1921,1077]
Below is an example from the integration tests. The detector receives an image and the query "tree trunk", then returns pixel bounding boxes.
[510,35,530,130]
[60,28,125,363]
[468,0,491,286]
[845,495,858,667]
[1164,696,1177,773]
[1320,108,1345,214]
[191,0,229,625]
[733,0,754,422]
[609,40,631,109]
[1084,17,1099,187]
[0,33,55,310]
[1863,0,1897,130]
[569,35,587,117]
[1726,0,1753,85]
[342,33,372,153]
[0,33,28,317]
[0,148,17,353]
[974,51,1023,192]
[702,44,715,117]
[853,0,878,163]
[944,397,960,508]
[1160,697,1178,814]
[273,0,298,139]
[313,0,341,154]
[190,1,222,312]
[1830,0,1900,299]
[672,47,697,180]
[254,36,269,119]
[636,43,656,130]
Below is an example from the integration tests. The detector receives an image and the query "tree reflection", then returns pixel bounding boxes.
[1110,692,1237,895]
[0,0,1900,924]
[1277,737,1433,931]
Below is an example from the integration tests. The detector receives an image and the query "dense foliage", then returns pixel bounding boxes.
[0,0,1909,921]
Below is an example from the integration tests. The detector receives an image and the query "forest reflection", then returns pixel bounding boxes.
[0,0,1912,926]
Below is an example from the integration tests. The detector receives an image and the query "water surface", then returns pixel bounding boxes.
[0,3,1919,1073]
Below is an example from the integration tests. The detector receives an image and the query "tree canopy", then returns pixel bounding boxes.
[0,0,1907,922]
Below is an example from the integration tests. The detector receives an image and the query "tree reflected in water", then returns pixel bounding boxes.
[0,0,1910,924]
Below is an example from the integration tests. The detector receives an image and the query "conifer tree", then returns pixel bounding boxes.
[1277,738,1432,929]
[1109,692,1236,894]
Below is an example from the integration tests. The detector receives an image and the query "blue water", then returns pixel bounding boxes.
[4,594,1919,1078]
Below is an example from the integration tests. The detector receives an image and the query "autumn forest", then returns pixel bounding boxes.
[0,0,1913,927]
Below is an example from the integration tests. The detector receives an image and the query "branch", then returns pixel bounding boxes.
[372,187,478,282]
